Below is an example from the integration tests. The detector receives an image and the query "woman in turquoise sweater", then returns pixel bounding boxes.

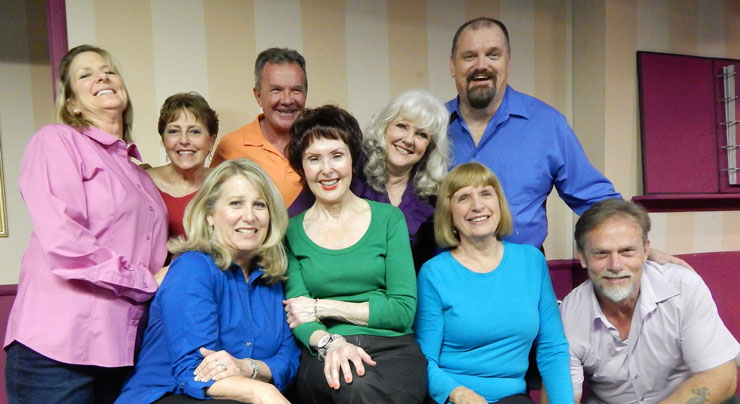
[414,162,573,404]
[282,105,427,404]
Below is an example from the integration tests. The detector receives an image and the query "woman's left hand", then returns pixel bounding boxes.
[283,296,318,329]
[195,347,249,382]
[323,340,376,390]
[647,248,694,270]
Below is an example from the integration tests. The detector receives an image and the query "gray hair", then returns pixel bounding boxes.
[254,47,307,91]
[574,199,651,252]
[362,89,450,199]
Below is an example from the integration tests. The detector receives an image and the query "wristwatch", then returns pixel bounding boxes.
[317,333,345,360]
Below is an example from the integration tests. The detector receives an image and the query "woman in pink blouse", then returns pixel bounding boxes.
[3,45,168,403]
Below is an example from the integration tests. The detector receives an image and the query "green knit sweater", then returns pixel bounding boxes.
[284,200,417,351]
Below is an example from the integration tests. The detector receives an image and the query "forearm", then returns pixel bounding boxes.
[206,376,282,403]
[317,299,369,326]
[659,361,737,404]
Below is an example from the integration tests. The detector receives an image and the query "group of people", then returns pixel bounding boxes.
[4,15,738,404]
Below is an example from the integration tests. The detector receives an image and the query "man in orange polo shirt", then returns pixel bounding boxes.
[212,48,307,209]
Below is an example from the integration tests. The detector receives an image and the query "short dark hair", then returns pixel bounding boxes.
[451,17,510,57]
[286,105,363,181]
[575,199,651,252]
[254,47,307,91]
[157,92,219,138]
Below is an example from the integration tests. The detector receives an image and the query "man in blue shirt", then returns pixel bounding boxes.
[446,17,621,248]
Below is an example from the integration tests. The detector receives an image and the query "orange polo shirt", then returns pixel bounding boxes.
[211,115,302,207]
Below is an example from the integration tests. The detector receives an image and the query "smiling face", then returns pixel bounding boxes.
[254,62,307,137]
[384,118,431,174]
[162,109,215,173]
[67,51,129,120]
[302,137,353,203]
[579,216,649,305]
[450,184,501,243]
[207,175,270,264]
[450,25,510,111]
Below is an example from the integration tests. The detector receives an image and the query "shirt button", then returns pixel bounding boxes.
[640,397,645,401]
[149,206,154,212]
[246,342,252,347]
[137,184,142,189]
[146,235,151,240]
[633,375,639,380]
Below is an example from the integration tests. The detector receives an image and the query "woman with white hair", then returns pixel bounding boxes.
[353,89,450,269]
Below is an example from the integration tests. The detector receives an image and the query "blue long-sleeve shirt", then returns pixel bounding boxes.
[414,242,573,404]
[116,251,300,403]
[446,86,621,247]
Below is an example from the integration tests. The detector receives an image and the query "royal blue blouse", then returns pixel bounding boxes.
[116,251,300,403]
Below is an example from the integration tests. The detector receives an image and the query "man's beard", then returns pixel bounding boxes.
[466,71,497,109]
[595,276,635,303]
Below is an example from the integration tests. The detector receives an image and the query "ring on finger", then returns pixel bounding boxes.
[214,360,227,371]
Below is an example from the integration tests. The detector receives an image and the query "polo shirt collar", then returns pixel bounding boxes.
[243,114,266,147]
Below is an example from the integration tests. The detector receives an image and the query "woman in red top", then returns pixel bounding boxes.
[147,92,219,240]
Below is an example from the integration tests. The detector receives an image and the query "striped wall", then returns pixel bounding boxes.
[1,1,738,284]
[0,0,54,284]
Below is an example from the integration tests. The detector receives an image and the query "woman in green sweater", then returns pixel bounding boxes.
[282,105,427,404]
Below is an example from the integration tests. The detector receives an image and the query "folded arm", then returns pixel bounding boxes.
[19,128,157,302]
[659,361,737,404]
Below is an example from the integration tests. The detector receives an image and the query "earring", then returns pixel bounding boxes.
[209,225,216,242]
[73,109,80,115]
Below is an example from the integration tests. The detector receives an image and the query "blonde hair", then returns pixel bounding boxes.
[55,45,134,142]
[434,162,513,248]
[168,159,288,283]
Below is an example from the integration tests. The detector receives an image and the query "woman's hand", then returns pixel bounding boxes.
[283,296,318,328]
[448,386,488,404]
[647,248,694,270]
[154,265,169,286]
[322,340,376,390]
[195,347,251,382]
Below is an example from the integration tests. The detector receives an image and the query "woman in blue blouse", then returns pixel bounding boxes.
[414,162,573,404]
[116,159,299,404]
